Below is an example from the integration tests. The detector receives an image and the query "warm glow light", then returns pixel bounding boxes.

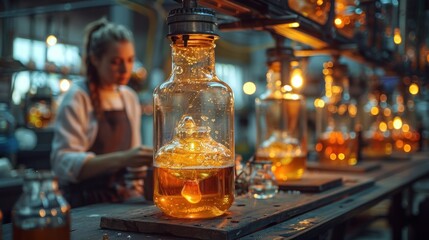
[383,108,391,117]
[379,122,387,132]
[46,35,57,46]
[402,124,410,133]
[403,144,411,152]
[409,83,419,95]
[59,78,71,92]
[287,22,300,28]
[314,98,325,108]
[394,28,402,45]
[282,85,293,92]
[393,116,403,130]
[243,81,256,95]
[396,140,404,148]
[332,86,342,94]
[370,106,379,115]
[284,93,301,100]
[39,209,46,217]
[291,68,304,88]
[348,104,357,117]
[334,18,343,28]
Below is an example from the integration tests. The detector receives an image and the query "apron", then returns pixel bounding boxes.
[65,108,132,208]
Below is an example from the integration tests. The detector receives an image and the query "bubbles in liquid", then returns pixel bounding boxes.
[155,115,232,205]
[256,130,306,181]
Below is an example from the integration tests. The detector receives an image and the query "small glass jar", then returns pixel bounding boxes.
[12,171,70,240]
[248,161,278,199]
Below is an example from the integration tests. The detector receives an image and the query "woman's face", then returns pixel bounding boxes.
[92,41,135,89]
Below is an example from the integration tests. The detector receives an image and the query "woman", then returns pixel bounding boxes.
[51,18,152,207]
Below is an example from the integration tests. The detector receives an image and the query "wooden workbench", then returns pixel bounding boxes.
[2,152,429,240]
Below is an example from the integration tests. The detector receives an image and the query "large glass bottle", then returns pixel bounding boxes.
[315,57,358,166]
[12,171,70,240]
[153,0,234,219]
[255,46,307,181]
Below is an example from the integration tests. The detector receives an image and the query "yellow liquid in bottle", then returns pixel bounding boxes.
[316,131,357,166]
[256,138,306,181]
[363,130,393,157]
[393,130,420,153]
[154,116,234,218]
[154,165,234,218]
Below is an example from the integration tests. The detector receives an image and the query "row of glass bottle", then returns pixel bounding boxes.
[151,31,421,218]
[255,50,421,184]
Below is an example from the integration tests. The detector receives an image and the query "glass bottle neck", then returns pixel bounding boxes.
[170,35,217,80]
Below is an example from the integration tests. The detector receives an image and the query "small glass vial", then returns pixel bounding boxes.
[12,171,70,240]
[248,161,278,199]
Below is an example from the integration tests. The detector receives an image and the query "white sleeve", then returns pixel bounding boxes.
[50,88,96,183]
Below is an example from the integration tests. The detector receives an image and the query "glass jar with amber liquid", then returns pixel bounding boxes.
[391,89,420,153]
[361,78,394,158]
[153,0,234,219]
[12,171,70,240]
[315,57,358,166]
[255,46,307,181]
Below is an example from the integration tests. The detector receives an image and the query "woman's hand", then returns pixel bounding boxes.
[122,146,153,168]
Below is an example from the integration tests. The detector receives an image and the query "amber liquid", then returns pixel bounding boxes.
[154,165,234,219]
[13,224,70,240]
[393,131,420,153]
[256,155,306,181]
[316,131,357,166]
[363,131,393,157]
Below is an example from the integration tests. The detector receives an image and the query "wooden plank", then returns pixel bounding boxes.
[100,175,373,240]
[241,157,429,240]
[277,177,343,193]
[307,162,381,173]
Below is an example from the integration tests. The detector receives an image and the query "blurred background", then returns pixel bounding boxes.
[0,0,428,175]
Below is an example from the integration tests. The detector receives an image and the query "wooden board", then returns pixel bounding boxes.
[242,158,429,240]
[307,162,381,173]
[277,177,343,193]
[100,175,373,240]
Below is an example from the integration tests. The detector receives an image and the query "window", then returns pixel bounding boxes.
[13,37,81,72]
[215,62,244,108]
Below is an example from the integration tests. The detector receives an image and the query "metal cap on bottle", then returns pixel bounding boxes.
[167,0,217,36]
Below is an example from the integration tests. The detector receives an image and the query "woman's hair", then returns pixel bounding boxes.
[83,18,134,120]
